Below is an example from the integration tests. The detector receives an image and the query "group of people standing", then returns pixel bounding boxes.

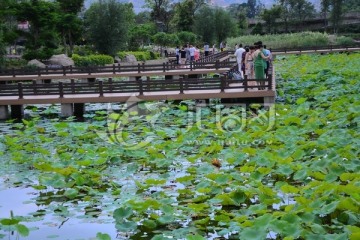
[234,41,272,88]
[175,44,201,67]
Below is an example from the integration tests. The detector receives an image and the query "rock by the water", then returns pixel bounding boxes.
[114,56,121,63]
[124,54,137,63]
[49,54,74,67]
[27,59,46,68]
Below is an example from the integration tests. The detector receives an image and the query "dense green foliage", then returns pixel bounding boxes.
[71,54,113,67]
[55,0,84,55]
[0,52,359,238]
[17,0,60,60]
[84,0,134,56]
[117,51,159,61]
[227,32,354,50]
[0,0,358,63]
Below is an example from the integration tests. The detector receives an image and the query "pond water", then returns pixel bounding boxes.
[0,103,124,239]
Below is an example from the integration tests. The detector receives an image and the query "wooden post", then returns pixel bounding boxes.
[179,78,184,94]
[70,65,73,74]
[244,75,248,91]
[18,82,23,99]
[146,76,150,91]
[37,67,41,76]
[32,80,37,94]
[63,66,66,76]
[59,82,64,98]
[163,62,166,72]
[113,64,116,74]
[138,79,144,95]
[71,79,75,94]
[268,74,272,90]
[138,63,141,73]
[190,61,193,71]
[215,60,219,70]
[220,76,225,92]
[45,65,48,74]
[12,68,15,77]
[109,78,113,92]
[142,62,145,71]
[99,80,104,97]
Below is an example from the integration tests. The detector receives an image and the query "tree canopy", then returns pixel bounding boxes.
[84,0,135,56]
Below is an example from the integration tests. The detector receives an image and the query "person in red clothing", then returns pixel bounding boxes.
[194,46,200,61]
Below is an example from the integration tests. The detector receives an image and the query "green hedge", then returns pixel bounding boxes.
[72,54,113,67]
[117,51,159,61]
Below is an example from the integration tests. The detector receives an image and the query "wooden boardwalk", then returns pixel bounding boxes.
[0,71,275,105]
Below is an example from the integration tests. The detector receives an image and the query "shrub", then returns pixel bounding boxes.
[72,54,113,67]
[117,51,159,61]
[335,36,354,46]
[5,59,27,69]
[73,45,97,56]
[226,32,334,50]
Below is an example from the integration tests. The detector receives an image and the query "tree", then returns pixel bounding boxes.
[152,32,178,56]
[129,23,157,50]
[145,0,173,32]
[55,0,84,55]
[0,29,6,69]
[136,11,152,24]
[213,7,237,44]
[247,0,257,18]
[0,0,21,48]
[290,0,315,23]
[194,6,215,44]
[227,4,248,35]
[330,0,343,33]
[84,0,135,56]
[261,5,282,33]
[177,31,197,45]
[172,0,195,32]
[320,0,331,28]
[278,0,292,32]
[16,0,60,60]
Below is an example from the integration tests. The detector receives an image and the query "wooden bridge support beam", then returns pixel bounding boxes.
[74,103,85,119]
[61,103,85,118]
[126,101,139,114]
[0,105,9,120]
[264,96,275,107]
[10,105,24,119]
[61,103,74,117]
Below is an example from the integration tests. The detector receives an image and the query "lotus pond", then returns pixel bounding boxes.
[0,52,359,240]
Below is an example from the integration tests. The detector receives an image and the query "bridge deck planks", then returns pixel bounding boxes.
[0,88,275,105]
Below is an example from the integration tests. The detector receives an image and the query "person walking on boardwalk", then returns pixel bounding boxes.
[220,41,224,52]
[245,46,255,83]
[189,45,196,62]
[204,42,210,56]
[254,44,270,90]
[234,44,245,77]
[180,46,187,68]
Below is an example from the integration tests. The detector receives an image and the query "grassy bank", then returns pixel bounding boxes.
[227,32,355,49]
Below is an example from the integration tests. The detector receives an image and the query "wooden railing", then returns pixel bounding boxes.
[270,43,360,53]
[0,75,273,99]
[0,61,237,79]
[0,51,237,78]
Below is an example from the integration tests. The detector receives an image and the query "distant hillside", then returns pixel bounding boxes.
[84,0,320,13]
